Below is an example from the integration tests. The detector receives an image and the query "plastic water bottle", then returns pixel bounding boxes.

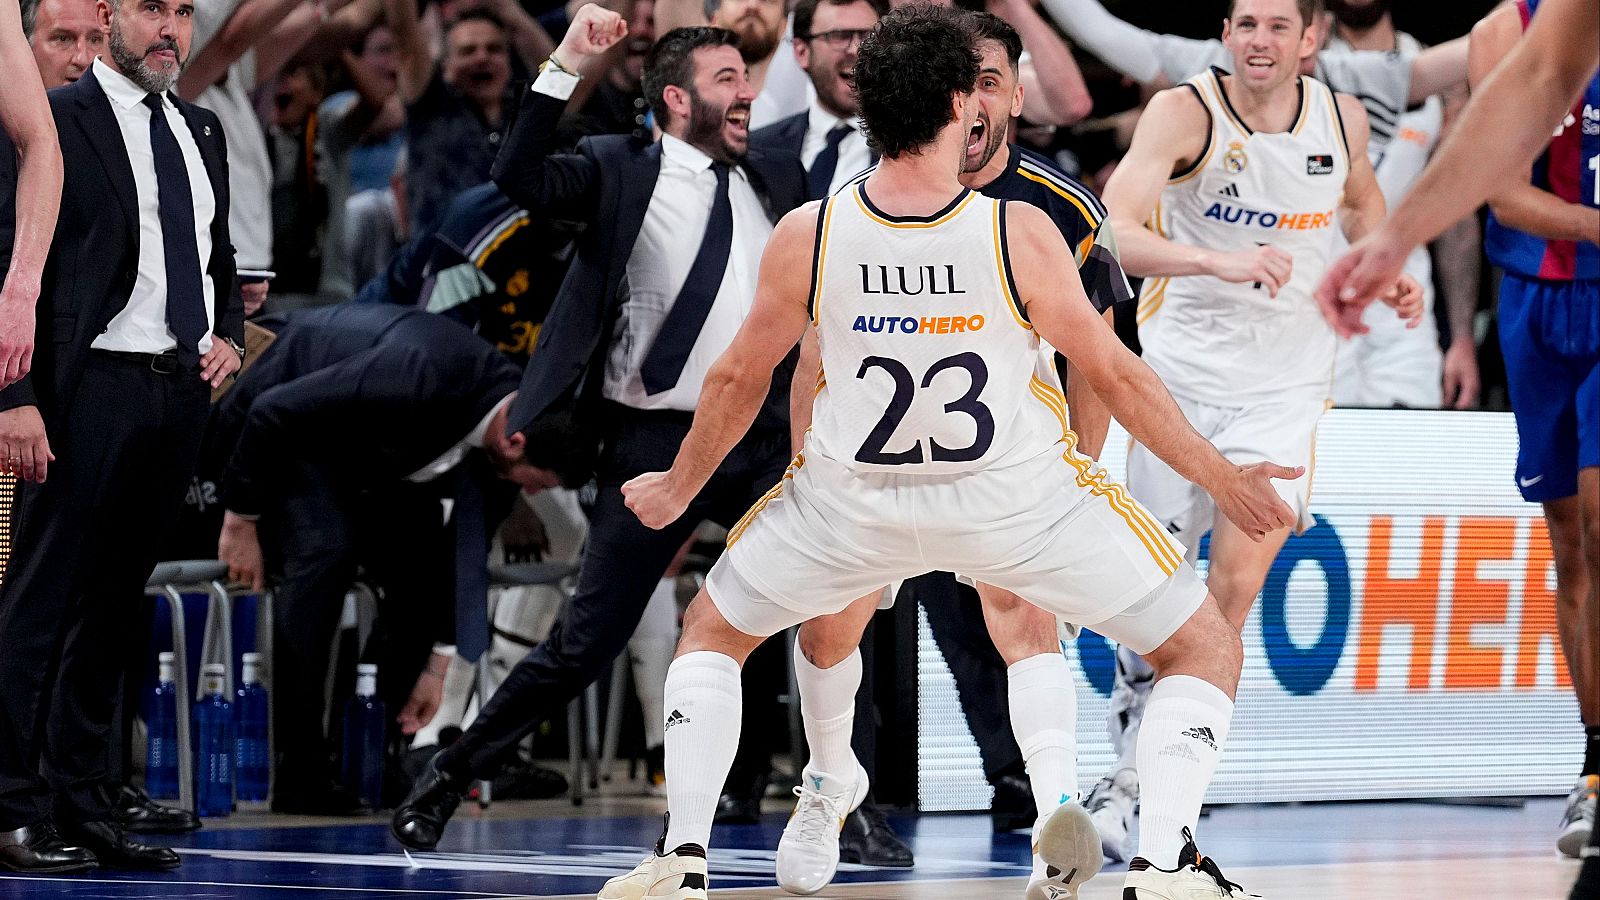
[195,663,235,817]
[145,652,180,800]
[341,663,386,809]
[234,653,270,802]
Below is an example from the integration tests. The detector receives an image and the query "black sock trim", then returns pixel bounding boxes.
[668,843,707,859]
[1582,725,1600,778]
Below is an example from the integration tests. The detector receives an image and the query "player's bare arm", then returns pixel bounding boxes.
[1318,0,1600,316]
[1103,88,1294,296]
[1333,93,1425,328]
[1061,309,1115,460]
[1472,4,1600,245]
[623,204,819,529]
[790,325,820,456]
[1405,35,1469,107]
[1006,201,1300,542]
[0,0,63,391]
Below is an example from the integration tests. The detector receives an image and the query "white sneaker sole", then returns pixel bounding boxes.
[1559,819,1592,859]
[1025,804,1104,900]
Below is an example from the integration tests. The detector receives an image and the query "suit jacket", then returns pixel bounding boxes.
[0,68,243,420]
[749,111,809,172]
[214,304,522,518]
[490,88,807,470]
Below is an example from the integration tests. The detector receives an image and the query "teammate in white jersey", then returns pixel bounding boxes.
[1085,0,1422,863]
[607,7,1301,900]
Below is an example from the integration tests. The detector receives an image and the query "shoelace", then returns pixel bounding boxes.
[789,784,852,845]
[1190,854,1245,895]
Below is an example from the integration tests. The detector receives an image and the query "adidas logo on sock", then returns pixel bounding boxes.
[665,709,691,730]
[1159,742,1200,762]
[1181,726,1217,750]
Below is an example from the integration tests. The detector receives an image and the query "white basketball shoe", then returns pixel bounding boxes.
[598,817,709,900]
[1024,802,1104,900]
[1083,767,1139,862]
[1560,775,1599,859]
[775,762,870,895]
[1123,828,1263,899]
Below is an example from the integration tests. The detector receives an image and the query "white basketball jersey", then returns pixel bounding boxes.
[1138,68,1351,405]
[806,184,1069,475]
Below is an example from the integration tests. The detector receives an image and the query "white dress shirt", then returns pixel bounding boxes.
[407,394,514,483]
[91,58,217,356]
[799,97,870,197]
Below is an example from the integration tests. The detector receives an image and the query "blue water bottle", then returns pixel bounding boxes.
[145,651,180,800]
[234,652,270,802]
[195,663,235,817]
[341,663,386,809]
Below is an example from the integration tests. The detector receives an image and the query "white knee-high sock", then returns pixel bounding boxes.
[793,645,862,783]
[1134,675,1234,869]
[1007,652,1079,820]
[629,578,679,750]
[663,651,744,850]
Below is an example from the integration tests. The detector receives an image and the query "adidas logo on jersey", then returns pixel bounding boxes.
[1216,183,1240,198]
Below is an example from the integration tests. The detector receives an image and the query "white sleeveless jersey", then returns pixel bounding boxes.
[1138,68,1351,405]
[806,183,1069,475]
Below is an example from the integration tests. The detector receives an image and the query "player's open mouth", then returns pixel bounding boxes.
[1246,55,1275,71]
[967,119,986,154]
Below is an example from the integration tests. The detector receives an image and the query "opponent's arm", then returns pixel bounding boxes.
[1103,88,1294,294]
[623,204,818,529]
[1473,4,1600,244]
[1318,0,1600,317]
[1009,202,1298,541]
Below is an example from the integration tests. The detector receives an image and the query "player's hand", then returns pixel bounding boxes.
[397,652,449,735]
[0,405,52,483]
[1316,229,1410,338]
[1211,461,1303,542]
[1441,339,1481,409]
[1207,245,1293,297]
[200,337,242,388]
[219,511,265,593]
[0,282,36,391]
[622,470,691,530]
[1379,273,1425,328]
[240,281,269,317]
[554,3,627,68]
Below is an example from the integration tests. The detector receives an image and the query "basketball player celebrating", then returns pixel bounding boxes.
[610,6,1302,899]
[1088,0,1422,860]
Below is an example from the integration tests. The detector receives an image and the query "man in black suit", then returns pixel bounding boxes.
[0,0,243,873]
[749,0,882,200]
[212,304,559,813]
[392,6,806,850]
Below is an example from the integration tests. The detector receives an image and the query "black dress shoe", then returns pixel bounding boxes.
[713,765,768,825]
[391,752,468,850]
[271,779,364,816]
[989,772,1035,833]
[0,823,97,873]
[839,800,914,867]
[115,785,201,834]
[59,820,178,871]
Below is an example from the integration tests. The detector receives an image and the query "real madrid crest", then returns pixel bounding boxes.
[1223,141,1248,175]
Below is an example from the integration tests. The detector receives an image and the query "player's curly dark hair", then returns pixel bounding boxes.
[853,4,980,160]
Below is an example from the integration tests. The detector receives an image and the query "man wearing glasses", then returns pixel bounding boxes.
[751,0,885,200]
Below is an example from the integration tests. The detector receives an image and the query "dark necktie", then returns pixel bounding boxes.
[453,464,490,663]
[640,162,732,395]
[142,93,208,366]
[807,123,852,200]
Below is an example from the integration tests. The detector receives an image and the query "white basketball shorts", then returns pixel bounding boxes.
[705,444,1207,654]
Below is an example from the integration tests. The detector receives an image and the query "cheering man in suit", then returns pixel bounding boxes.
[0,0,243,873]
[750,0,883,200]
[212,304,559,813]
[392,5,806,850]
